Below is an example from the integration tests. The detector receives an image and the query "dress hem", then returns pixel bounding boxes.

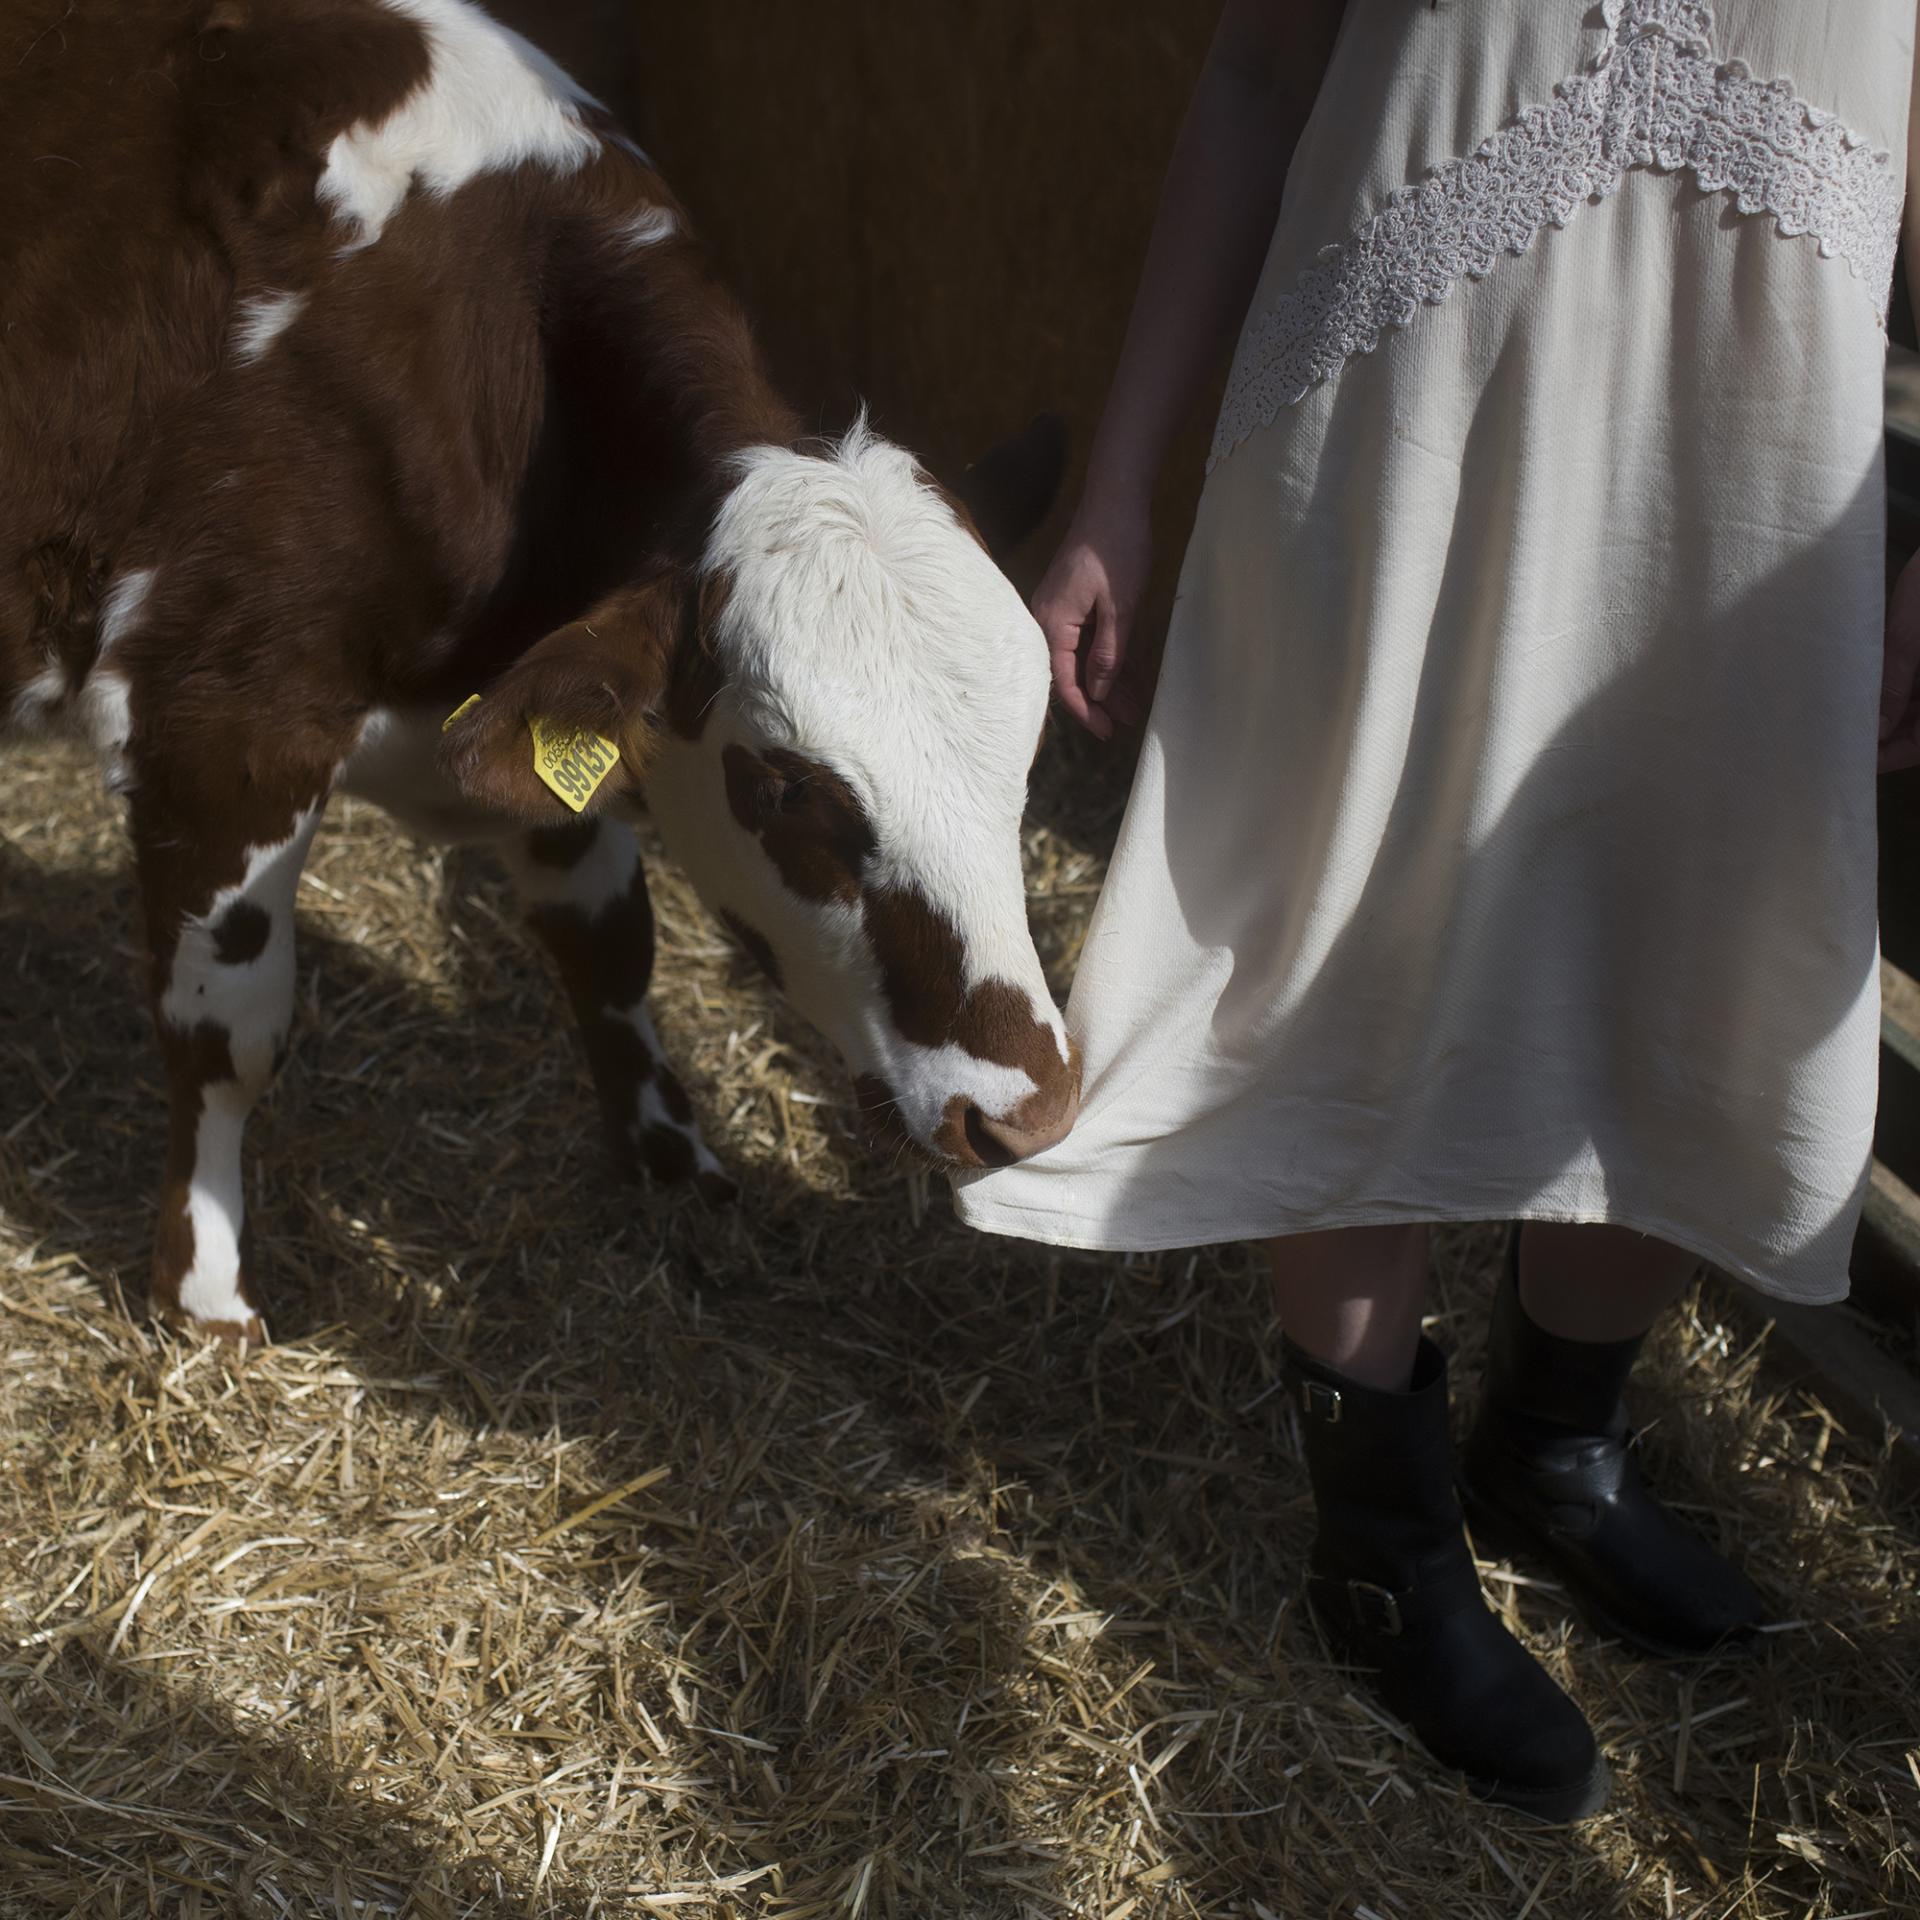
[948,1189,1853,1309]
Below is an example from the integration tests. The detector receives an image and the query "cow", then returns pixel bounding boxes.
[1,0,1082,1347]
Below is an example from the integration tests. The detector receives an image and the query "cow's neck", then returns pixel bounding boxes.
[461,244,799,678]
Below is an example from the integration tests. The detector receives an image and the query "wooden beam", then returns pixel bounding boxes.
[1715,1277,1920,1497]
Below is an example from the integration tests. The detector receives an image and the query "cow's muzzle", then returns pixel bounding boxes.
[948,1044,1083,1169]
[855,1046,1083,1170]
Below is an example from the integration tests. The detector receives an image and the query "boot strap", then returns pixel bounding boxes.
[1298,1379,1344,1424]
[1314,1557,1485,1639]
[1515,1429,1639,1511]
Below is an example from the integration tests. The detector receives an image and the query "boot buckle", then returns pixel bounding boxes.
[1347,1580,1403,1636]
[1300,1380,1342,1424]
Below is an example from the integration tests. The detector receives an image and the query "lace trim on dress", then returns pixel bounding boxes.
[1208,0,1903,470]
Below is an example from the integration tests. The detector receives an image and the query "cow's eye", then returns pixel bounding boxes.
[724,743,878,902]
[754,766,792,824]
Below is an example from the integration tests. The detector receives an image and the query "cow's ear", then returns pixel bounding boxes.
[950,412,1068,561]
[438,579,677,821]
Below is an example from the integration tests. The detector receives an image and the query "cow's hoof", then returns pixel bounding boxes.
[156,1305,269,1352]
[634,1122,735,1203]
[693,1167,739,1208]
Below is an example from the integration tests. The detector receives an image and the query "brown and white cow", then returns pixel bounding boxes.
[1,0,1080,1345]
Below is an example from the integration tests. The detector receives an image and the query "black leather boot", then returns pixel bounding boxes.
[1283,1334,1608,1821]
[1457,1230,1765,1658]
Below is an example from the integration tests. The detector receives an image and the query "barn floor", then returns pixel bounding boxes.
[2,729,1917,1920]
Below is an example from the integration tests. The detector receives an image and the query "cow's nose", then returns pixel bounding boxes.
[961,1076,1081,1167]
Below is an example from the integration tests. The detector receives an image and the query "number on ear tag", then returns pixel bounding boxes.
[528,715,620,814]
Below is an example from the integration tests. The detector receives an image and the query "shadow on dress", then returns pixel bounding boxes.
[1084,346,1884,1293]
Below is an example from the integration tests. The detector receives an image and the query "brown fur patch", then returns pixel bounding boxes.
[524,850,657,1036]
[444,563,738,817]
[150,1184,199,1326]
[858,884,1079,1162]
[211,898,272,965]
[5,1,796,843]
[723,745,876,904]
[858,886,1059,1079]
[953,980,1069,1083]
[515,844,726,1190]
[664,568,733,742]
[860,886,965,1049]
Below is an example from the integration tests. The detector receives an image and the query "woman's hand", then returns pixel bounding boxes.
[1024,0,1340,742]
[1033,499,1154,740]
[1882,545,1920,772]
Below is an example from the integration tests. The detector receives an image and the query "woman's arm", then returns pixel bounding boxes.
[1880,6,1920,773]
[1041,0,1347,737]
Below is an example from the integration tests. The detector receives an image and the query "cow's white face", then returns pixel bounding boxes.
[644,427,1080,1168]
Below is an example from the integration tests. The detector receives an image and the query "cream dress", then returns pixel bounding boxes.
[955,0,1911,1303]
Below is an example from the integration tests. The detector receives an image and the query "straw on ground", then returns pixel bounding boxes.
[2,730,1916,1918]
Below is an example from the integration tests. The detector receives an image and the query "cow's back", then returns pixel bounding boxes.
[0,1,436,692]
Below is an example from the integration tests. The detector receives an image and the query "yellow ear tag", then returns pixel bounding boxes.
[528,714,620,814]
[442,694,483,732]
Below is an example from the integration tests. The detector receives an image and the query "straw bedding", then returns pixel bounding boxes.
[1,726,1916,1919]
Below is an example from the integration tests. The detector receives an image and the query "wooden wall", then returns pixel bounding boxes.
[492,2,1219,600]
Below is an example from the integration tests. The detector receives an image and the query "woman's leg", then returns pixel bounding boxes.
[1460,1221,1763,1655]
[1517,1221,1698,1341]
[1272,1220,1608,1820]
[1264,1222,1429,1389]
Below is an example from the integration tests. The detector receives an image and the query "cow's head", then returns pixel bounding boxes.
[442,416,1080,1169]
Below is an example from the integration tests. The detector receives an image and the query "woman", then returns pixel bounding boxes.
[956,0,1920,1821]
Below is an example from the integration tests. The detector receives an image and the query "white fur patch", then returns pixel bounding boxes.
[612,1003,662,1051]
[78,670,135,794]
[232,290,308,363]
[177,1088,254,1327]
[8,661,67,731]
[5,569,152,792]
[505,818,641,916]
[638,1078,728,1178]
[619,206,678,248]
[336,706,514,843]
[320,0,599,247]
[98,568,155,653]
[885,1044,1039,1145]
[160,809,321,1090]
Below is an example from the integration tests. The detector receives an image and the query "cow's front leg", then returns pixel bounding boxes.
[132,781,326,1345]
[502,819,734,1201]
